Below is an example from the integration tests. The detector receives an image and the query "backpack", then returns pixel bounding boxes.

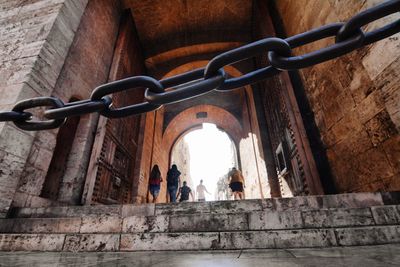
[167,170,180,187]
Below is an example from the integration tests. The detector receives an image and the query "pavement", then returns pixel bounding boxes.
[0,244,400,266]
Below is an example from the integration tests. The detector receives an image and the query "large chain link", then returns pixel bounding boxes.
[1,0,399,131]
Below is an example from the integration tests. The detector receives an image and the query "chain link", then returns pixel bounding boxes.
[1,0,399,131]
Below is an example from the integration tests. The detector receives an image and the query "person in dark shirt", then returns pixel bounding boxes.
[167,164,181,203]
[176,181,194,202]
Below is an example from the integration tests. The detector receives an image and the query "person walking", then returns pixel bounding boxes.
[228,167,245,200]
[196,179,210,201]
[148,164,162,203]
[167,164,181,203]
[176,181,194,202]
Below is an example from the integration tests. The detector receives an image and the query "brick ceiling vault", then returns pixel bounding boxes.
[123,0,256,132]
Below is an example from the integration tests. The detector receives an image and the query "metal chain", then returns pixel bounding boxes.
[1,0,399,131]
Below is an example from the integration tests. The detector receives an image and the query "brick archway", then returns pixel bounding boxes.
[163,104,244,153]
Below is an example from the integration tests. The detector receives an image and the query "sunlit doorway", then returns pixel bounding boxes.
[170,123,238,201]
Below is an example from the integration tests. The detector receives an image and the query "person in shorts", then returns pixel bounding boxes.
[228,167,245,200]
[148,164,162,203]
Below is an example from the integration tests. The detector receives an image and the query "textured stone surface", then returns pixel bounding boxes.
[0,218,81,233]
[122,204,155,217]
[63,234,120,252]
[210,200,263,214]
[0,234,65,251]
[302,208,374,228]
[371,205,400,225]
[80,217,122,233]
[219,229,337,249]
[11,205,122,218]
[1,195,400,251]
[155,201,211,215]
[0,0,89,216]
[120,233,220,251]
[1,245,400,266]
[335,225,400,246]
[276,0,400,192]
[249,210,303,230]
[320,192,383,208]
[169,213,248,232]
[123,215,169,233]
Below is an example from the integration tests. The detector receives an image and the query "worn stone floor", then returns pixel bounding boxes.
[0,244,399,266]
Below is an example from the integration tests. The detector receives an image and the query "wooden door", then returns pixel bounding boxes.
[82,11,145,204]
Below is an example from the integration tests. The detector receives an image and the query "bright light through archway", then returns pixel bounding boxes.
[181,123,237,201]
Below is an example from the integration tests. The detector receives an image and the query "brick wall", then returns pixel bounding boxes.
[275,0,400,192]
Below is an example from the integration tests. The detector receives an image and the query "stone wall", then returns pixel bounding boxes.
[170,137,192,189]
[275,0,400,192]
[0,0,89,217]
[14,0,121,206]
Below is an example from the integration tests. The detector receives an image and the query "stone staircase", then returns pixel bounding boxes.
[0,192,400,252]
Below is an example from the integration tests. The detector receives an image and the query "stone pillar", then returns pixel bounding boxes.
[0,0,88,217]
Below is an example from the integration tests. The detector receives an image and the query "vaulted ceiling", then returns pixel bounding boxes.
[122,0,257,129]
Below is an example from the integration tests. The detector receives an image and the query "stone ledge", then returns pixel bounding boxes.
[3,206,400,234]
[335,225,400,246]
[8,192,391,218]
[0,234,65,251]
[1,225,400,251]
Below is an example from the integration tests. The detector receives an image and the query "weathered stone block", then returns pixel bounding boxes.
[122,204,155,217]
[169,213,248,232]
[155,202,210,215]
[335,225,400,246]
[63,234,120,252]
[0,220,15,233]
[0,234,65,251]
[11,218,80,233]
[0,124,35,159]
[122,215,169,233]
[66,205,121,217]
[249,210,303,230]
[365,110,398,146]
[80,216,122,233]
[209,200,262,214]
[120,232,219,251]
[322,193,383,209]
[371,205,400,225]
[272,196,318,211]
[382,136,400,171]
[302,208,374,228]
[219,229,336,249]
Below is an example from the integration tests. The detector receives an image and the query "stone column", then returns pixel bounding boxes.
[0,0,88,217]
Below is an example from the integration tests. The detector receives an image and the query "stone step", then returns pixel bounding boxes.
[1,206,399,234]
[9,192,399,218]
[1,225,400,251]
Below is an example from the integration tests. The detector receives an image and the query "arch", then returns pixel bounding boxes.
[168,123,240,170]
[141,60,271,202]
[162,104,244,154]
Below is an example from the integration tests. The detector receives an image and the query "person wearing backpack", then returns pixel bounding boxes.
[167,164,181,203]
[177,181,194,202]
[148,165,163,203]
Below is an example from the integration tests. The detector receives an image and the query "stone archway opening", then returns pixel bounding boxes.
[170,123,238,201]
